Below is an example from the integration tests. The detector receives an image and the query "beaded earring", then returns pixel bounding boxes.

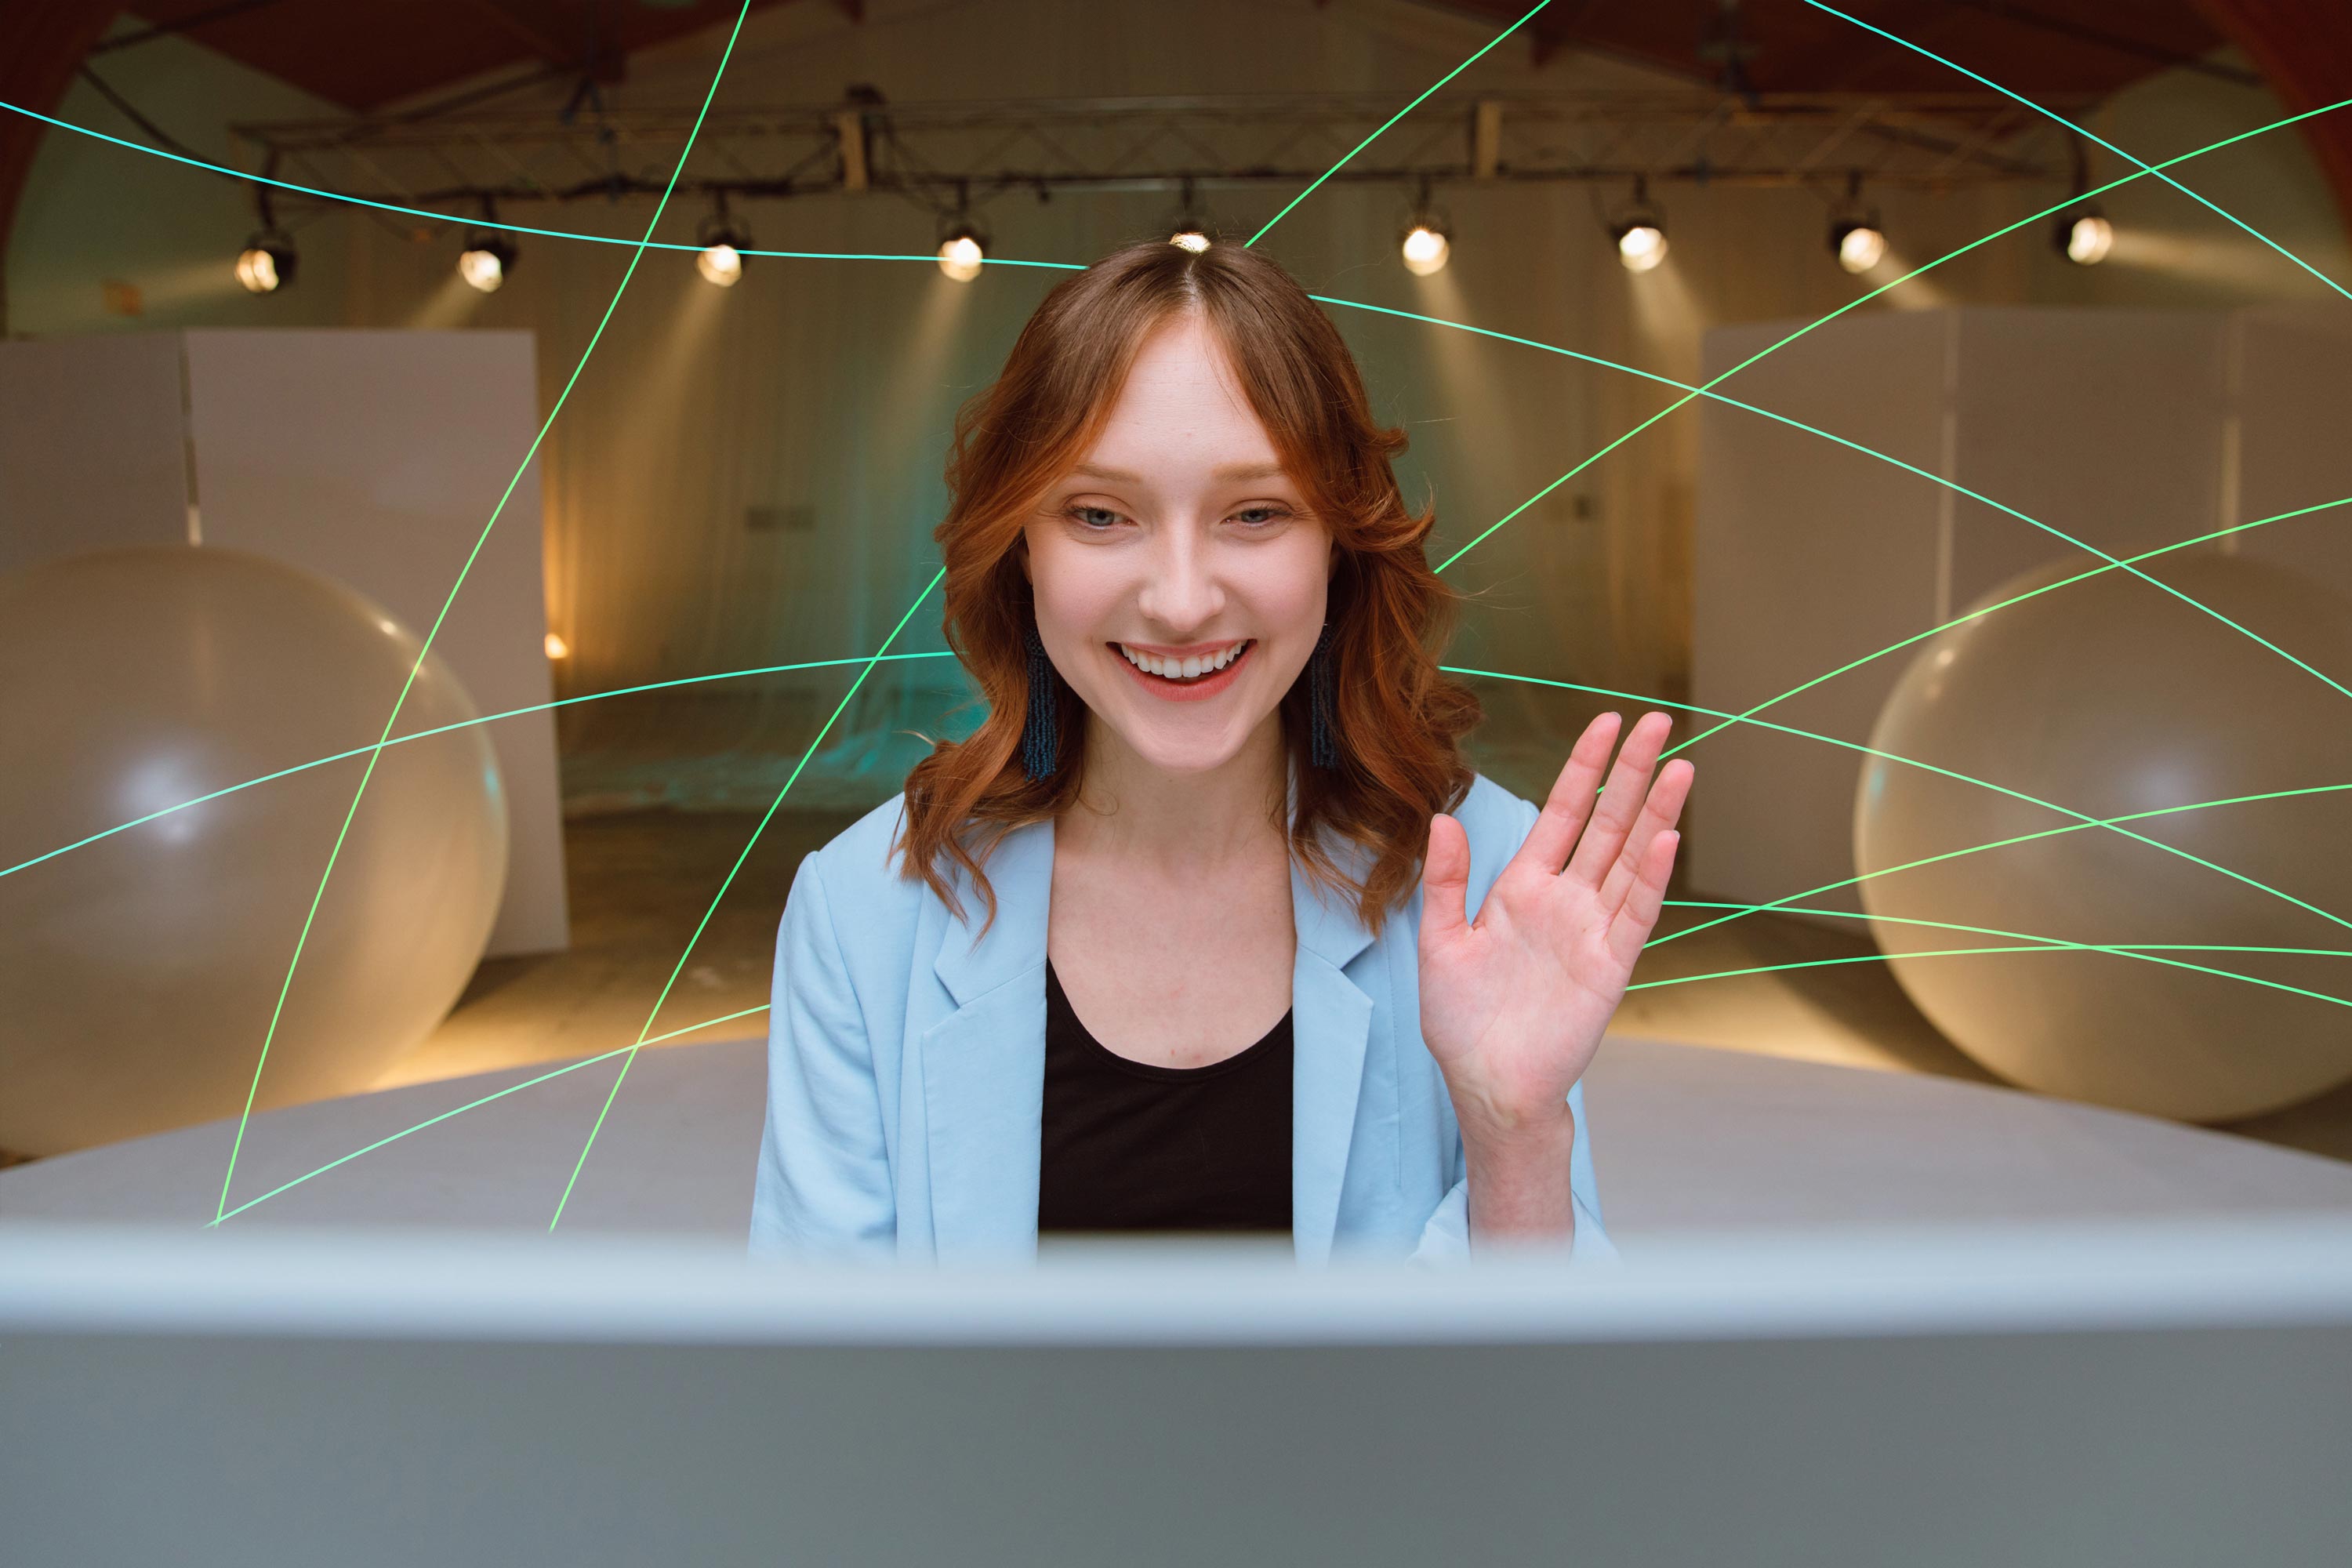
[1309,620,1338,769]
[1020,623,1060,781]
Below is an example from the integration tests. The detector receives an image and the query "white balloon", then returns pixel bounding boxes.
[0,546,507,1156]
[1857,551,2352,1123]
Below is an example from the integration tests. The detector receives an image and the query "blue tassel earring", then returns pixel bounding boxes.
[1309,620,1338,769]
[1020,623,1060,781]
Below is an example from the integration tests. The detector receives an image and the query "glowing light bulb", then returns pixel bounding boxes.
[1617,223,1667,272]
[1836,223,1886,274]
[698,243,743,286]
[1400,224,1450,276]
[938,234,985,281]
[235,232,294,293]
[1170,230,1210,252]
[459,246,506,292]
[545,632,570,660]
[2067,212,2114,265]
[235,247,280,293]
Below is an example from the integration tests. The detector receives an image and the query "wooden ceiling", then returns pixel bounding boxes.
[106,0,828,114]
[5,0,2348,315]
[107,0,2234,114]
[1424,0,2234,96]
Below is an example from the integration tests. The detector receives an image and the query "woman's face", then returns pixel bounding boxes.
[1021,312,1336,779]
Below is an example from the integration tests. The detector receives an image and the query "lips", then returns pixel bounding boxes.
[1109,638,1255,700]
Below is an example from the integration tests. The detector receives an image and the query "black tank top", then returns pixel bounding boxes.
[1036,955,1294,1235]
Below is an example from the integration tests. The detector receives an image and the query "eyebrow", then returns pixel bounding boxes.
[1070,461,1290,484]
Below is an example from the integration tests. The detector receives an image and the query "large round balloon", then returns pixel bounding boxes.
[0,546,507,1157]
[1855,550,2352,1123]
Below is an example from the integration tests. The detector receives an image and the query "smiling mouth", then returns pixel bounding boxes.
[1110,640,1254,685]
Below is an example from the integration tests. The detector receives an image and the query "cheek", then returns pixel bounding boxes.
[1025,552,1123,633]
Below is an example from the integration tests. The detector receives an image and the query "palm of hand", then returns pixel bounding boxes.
[1417,711,1693,1136]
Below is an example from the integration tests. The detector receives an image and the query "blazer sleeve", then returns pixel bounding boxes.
[1406,786,1622,1268]
[749,851,898,1261]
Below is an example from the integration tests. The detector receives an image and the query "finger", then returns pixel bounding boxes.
[1598,757,1693,914]
[1566,710,1674,887]
[1603,829,1679,971]
[1421,811,1472,947]
[1515,712,1621,878]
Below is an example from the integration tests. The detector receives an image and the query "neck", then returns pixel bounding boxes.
[1062,710,1290,875]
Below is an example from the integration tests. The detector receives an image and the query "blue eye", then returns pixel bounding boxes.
[1067,506,1121,530]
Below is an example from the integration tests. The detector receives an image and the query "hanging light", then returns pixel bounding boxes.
[2052,136,2113,266]
[456,194,517,292]
[1400,222,1450,275]
[696,198,751,287]
[1163,178,1213,251]
[1828,172,1886,274]
[234,189,296,293]
[459,234,516,292]
[935,202,988,281]
[1610,176,1668,273]
[1398,180,1451,276]
[234,227,297,293]
[2055,205,2114,265]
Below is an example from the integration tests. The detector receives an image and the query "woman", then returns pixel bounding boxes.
[751,235,1690,1265]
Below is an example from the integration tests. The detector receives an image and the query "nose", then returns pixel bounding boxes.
[1132,524,1227,638]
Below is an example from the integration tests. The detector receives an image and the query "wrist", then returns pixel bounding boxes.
[1461,1105,1577,1247]
[1448,1076,1576,1150]
[1461,1102,1575,1167]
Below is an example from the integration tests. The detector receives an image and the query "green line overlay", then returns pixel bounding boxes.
[209,0,761,1225]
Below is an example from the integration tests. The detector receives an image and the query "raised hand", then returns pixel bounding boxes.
[1417,710,1692,1144]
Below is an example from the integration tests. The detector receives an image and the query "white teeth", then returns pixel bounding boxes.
[1119,640,1247,679]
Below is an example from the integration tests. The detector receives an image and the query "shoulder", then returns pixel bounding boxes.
[800,791,923,910]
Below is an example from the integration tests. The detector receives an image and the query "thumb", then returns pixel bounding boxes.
[1421,812,1470,947]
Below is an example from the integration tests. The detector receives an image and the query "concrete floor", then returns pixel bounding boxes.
[383,807,2352,1169]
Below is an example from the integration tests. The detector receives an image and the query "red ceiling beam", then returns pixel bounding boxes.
[0,0,126,334]
[2192,0,2352,234]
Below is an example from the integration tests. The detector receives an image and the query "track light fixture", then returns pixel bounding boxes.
[1164,176,1214,251]
[696,194,751,286]
[935,201,989,281]
[2053,138,2114,266]
[234,188,296,293]
[459,198,516,292]
[1610,176,1668,273]
[2056,205,2114,265]
[235,227,296,293]
[1828,172,1886,274]
[1398,176,1450,276]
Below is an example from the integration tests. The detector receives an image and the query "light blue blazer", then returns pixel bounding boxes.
[750,756,1616,1266]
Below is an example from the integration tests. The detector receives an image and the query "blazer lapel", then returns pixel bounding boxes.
[923,813,1053,1263]
[1283,759,1377,1265]
[920,755,1379,1265]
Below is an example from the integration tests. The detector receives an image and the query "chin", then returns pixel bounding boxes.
[1121,733,1250,773]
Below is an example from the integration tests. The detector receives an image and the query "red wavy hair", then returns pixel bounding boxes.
[891,234,1484,945]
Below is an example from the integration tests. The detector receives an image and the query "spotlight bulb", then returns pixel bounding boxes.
[2060,209,2114,266]
[1170,228,1211,252]
[234,231,296,294]
[1832,220,1886,274]
[459,234,517,292]
[1615,221,1667,272]
[1400,223,1450,276]
[937,224,986,281]
[698,242,744,286]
